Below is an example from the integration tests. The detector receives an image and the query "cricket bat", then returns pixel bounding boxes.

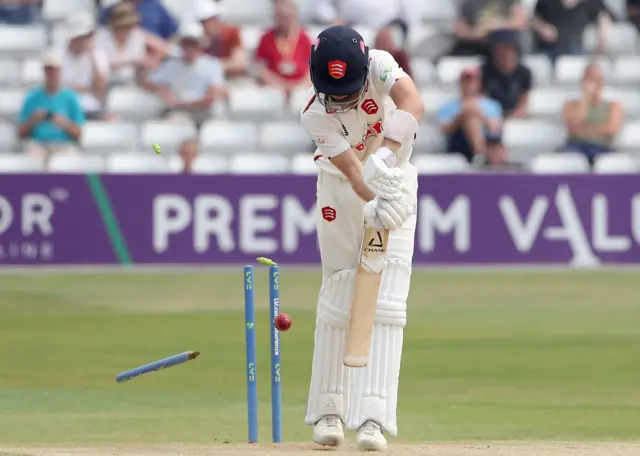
[343,225,389,367]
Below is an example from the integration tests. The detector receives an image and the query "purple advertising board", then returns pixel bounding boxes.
[1,174,639,266]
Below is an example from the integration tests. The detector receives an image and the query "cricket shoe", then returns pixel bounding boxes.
[356,420,387,452]
[312,415,344,447]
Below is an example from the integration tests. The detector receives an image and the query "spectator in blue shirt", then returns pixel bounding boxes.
[437,67,507,166]
[0,0,41,25]
[99,0,178,40]
[18,50,85,162]
[142,22,225,127]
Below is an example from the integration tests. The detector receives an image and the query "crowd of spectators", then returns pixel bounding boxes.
[0,0,637,173]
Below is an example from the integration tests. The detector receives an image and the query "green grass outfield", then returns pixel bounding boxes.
[0,269,639,444]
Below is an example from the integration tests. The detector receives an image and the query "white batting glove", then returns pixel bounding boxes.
[363,196,413,231]
[363,154,404,200]
[363,199,384,229]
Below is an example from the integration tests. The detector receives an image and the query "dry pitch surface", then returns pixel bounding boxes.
[3,443,640,456]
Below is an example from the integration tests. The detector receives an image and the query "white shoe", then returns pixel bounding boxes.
[312,415,344,447]
[356,420,387,452]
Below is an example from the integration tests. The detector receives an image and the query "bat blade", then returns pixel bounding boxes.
[344,226,389,367]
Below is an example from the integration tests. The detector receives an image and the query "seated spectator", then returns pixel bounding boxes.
[481,30,531,118]
[60,14,111,120]
[532,0,613,62]
[255,0,312,95]
[450,0,527,57]
[629,0,640,30]
[0,0,40,24]
[178,138,199,173]
[312,0,413,73]
[95,2,169,86]
[437,68,506,166]
[142,23,225,127]
[562,63,623,164]
[18,50,85,161]
[195,0,247,79]
[99,0,178,41]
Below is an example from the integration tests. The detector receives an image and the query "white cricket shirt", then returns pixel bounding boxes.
[300,49,411,176]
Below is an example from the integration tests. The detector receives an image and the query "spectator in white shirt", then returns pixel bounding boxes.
[60,13,111,120]
[142,22,225,126]
[95,1,170,85]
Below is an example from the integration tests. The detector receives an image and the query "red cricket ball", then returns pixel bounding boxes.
[274,313,292,331]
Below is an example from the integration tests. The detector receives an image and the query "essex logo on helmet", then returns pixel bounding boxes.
[328,60,347,79]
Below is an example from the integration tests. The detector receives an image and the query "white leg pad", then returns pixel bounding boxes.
[346,258,410,436]
[305,269,355,425]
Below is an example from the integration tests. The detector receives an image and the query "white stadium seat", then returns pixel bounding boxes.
[530,152,590,174]
[437,57,482,85]
[241,26,265,54]
[200,121,258,154]
[106,153,174,174]
[0,59,22,87]
[108,87,166,121]
[421,88,457,117]
[503,119,567,150]
[0,155,43,173]
[555,56,611,84]
[412,154,469,174]
[0,25,47,57]
[523,54,553,85]
[191,155,229,174]
[291,154,317,175]
[584,22,637,54]
[228,153,289,174]
[615,121,640,149]
[141,120,198,151]
[528,87,577,117]
[593,152,640,173]
[0,121,18,151]
[228,86,286,120]
[48,154,105,173]
[415,124,446,153]
[289,86,313,116]
[259,121,311,155]
[220,0,273,24]
[81,122,137,154]
[22,59,44,86]
[43,0,95,21]
[412,58,436,85]
[0,89,26,120]
[612,56,640,84]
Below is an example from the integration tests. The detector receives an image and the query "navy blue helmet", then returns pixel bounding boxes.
[309,26,370,112]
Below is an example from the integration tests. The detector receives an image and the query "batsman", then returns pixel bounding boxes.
[300,25,424,451]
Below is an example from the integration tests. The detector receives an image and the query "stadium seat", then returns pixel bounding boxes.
[415,124,446,153]
[555,56,611,84]
[191,155,229,174]
[200,121,258,155]
[81,121,137,154]
[22,59,44,86]
[602,88,640,116]
[259,122,312,155]
[593,152,640,173]
[436,57,482,85]
[503,119,567,150]
[241,26,265,54]
[412,153,469,174]
[108,87,166,121]
[528,88,577,117]
[412,58,435,86]
[166,155,184,172]
[228,153,289,174]
[523,54,553,85]
[0,154,43,173]
[290,154,317,175]
[530,152,590,174]
[289,86,313,116]
[421,0,457,23]
[141,120,198,151]
[0,121,18,151]
[583,22,637,55]
[0,59,22,87]
[48,154,105,173]
[0,89,26,120]
[612,56,640,85]
[221,0,273,24]
[43,0,95,21]
[105,153,174,173]
[614,121,640,149]
[421,88,457,117]
[228,86,286,120]
[0,25,47,57]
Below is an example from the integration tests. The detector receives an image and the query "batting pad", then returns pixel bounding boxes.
[346,258,410,436]
[305,269,355,425]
